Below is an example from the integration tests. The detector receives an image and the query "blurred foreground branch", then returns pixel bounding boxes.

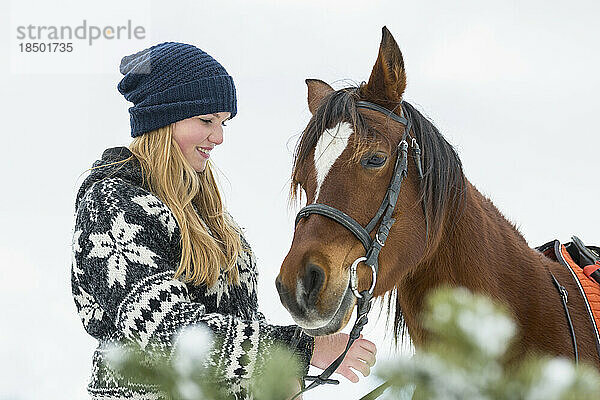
[372,287,600,400]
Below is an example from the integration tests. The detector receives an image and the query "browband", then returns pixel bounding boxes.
[356,100,408,126]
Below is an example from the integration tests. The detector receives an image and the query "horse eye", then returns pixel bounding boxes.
[361,152,388,168]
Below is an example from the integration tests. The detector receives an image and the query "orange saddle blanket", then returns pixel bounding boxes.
[538,238,600,354]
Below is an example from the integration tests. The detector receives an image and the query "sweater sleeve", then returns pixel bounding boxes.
[71,177,313,382]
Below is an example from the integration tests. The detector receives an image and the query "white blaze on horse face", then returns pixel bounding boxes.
[313,122,353,202]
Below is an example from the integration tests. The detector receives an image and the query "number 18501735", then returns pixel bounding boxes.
[19,42,73,52]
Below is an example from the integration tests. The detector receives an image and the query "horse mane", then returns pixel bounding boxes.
[290,85,467,344]
[390,101,468,343]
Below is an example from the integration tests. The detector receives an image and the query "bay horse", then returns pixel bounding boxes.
[275,27,600,369]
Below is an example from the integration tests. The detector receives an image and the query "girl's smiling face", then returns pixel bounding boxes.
[172,112,231,172]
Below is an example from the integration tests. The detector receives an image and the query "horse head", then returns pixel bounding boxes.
[276,27,464,337]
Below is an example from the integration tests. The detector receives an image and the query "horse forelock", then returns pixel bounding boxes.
[291,86,392,204]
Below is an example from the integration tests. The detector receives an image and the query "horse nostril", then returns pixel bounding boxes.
[304,263,325,307]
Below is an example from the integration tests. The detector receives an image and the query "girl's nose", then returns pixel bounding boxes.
[209,127,224,145]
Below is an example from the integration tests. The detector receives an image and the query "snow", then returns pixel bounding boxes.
[172,325,215,377]
[105,344,127,370]
[457,301,515,357]
[525,358,576,400]
[175,378,203,400]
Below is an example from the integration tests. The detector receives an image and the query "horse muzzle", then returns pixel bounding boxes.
[275,269,356,335]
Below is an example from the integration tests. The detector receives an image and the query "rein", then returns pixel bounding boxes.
[290,100,425,399]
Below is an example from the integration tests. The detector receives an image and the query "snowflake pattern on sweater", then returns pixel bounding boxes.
[71,147,314,400]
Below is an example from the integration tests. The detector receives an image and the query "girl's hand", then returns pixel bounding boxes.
[310,333,377,383]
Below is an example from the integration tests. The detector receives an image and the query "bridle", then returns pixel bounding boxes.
[290,100,427,399]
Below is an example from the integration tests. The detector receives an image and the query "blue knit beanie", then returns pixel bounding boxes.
[117,42,237,137]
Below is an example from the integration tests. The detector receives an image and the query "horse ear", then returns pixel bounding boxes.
[361,26,406,104]
[306,79,334,114]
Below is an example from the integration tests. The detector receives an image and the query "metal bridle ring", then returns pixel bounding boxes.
[350,256,377,298]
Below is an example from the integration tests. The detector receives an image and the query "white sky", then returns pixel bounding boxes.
[1,0,599,399]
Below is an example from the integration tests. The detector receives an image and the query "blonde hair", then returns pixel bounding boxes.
[90,124,243,287]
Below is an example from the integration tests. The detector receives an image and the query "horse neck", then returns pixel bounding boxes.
[398,179,549,344]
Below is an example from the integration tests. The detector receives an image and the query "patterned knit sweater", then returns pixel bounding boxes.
[71,147,314,399]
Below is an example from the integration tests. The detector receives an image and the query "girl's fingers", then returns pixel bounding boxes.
[352,359,371,377]
[338,366,360,383]
[352,346,376,367]
[356,338,377,355]
[329,335,377,383]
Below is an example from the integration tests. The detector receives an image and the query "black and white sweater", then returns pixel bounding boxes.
[71,147,314,399]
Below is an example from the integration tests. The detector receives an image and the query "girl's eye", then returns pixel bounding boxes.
[200,118,227,127]
[361,152,388,168]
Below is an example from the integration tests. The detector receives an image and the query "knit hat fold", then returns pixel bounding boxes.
[117,42,237,137]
